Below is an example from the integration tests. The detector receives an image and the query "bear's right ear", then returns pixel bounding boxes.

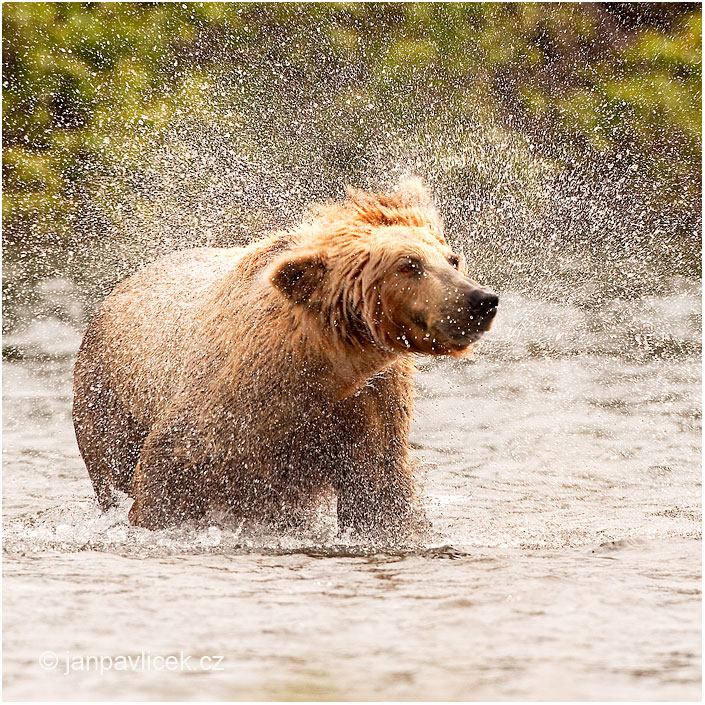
[269,252,327,305]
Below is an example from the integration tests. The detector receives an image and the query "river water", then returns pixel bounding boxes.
[2,270,701,700]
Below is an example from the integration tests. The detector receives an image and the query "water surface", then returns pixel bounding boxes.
[2,280,701,700]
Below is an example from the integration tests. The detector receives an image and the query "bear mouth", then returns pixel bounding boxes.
[444,330,484,350]
[408,313,486,353]
[431,322,486,350]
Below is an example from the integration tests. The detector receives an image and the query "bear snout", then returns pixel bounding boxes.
[466,288,499,329]
[433,286,498,347]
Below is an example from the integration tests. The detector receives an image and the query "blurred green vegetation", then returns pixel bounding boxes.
[2,1,702,243]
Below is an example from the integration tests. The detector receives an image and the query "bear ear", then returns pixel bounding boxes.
[270,252,327,305]
[396,176,433,205]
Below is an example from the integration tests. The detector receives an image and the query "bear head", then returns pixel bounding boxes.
[269,180,498,358]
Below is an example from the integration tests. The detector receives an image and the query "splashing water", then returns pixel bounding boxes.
[3,52,701,702]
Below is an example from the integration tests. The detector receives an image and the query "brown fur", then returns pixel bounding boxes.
[73,181,497,539]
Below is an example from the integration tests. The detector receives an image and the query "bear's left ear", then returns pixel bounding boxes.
[270,251,327,305]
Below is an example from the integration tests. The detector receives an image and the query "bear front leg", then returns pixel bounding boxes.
[335,460,426,542]
[128,419,210,530]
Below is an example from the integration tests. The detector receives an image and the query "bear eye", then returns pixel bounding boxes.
[398,258,423,275]
[448,254,460,269]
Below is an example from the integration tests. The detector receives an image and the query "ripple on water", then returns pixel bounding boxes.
[2,287,701,701]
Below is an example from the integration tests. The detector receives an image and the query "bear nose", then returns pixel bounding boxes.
[467,289,499,321]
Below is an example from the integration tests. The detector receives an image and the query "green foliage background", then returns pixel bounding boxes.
[2,2,702,243]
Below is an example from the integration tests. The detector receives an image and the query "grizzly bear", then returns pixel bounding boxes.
[73,181,498,539]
